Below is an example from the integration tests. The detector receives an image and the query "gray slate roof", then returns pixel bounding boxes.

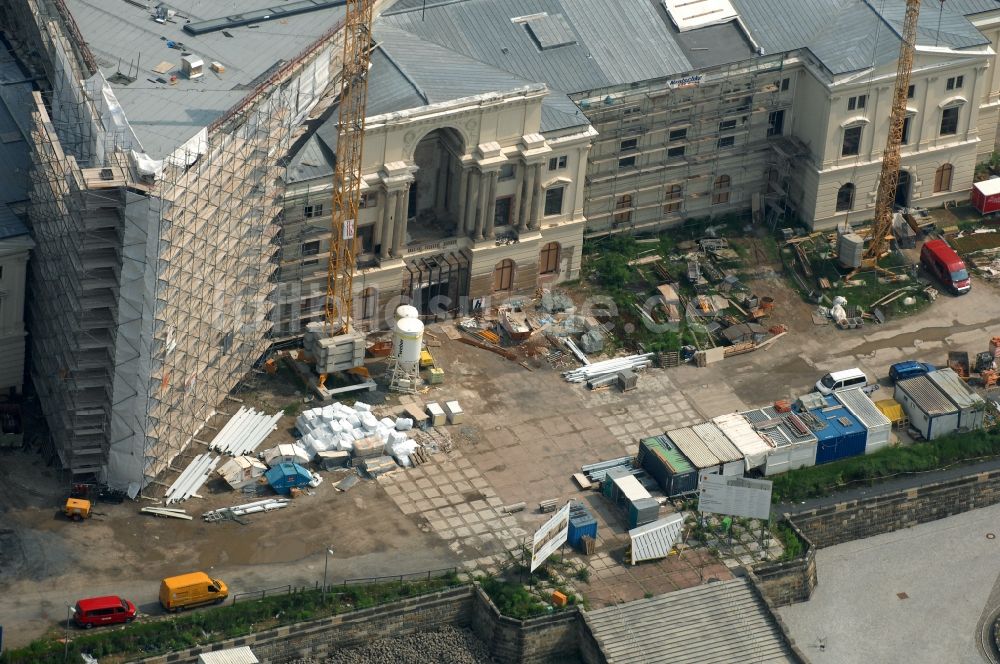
[64,0,346,158]
[586,577,796,663]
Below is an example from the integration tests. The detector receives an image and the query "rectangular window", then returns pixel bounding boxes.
[620,138,638,152]
[767,110,785,137]
[359,223,375,254]
[719,119,737,131]
[301,240,320,256]
[667,146,686,158]
[614,194,633,225]
[303,203,324,218]
[940,106,959,136]
[781,77,790,92]
[946,75,964,91]
[544,187,565,216]
[668,127,687,141]
[907,84,915,99]
[622,105,641,122]
[358,193,374,209]
[498,163,516,180]
[548,155,568,171]
[717,136,735,150]
[901,116,912,145]
[847,94,866,111]
[663,185,683,213]
[618,156,636,169]
[841,126,862,156]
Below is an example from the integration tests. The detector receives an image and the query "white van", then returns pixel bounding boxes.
[815,368,868,396]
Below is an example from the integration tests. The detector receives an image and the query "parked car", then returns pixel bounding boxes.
[889,360,936,384]
[73,595,136,629]
[920,239,971,295]
[815,368,869,396]
[159,572,228,612]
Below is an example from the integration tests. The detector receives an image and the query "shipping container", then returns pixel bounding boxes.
[568,502,597,549]
[628,497,660,528]
[691,422,745,475]
[927,368,986,431]
[638,436,699,496]
[805,398,867,464]
[834,388,893,454]
[894,375,961,440]
[972,178,1000,215]
[712,413,774,471]
[743,407,818,475]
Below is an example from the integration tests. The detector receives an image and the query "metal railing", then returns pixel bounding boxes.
[231,584,293,605]
[339,567,458,587]
[229,567,460,606]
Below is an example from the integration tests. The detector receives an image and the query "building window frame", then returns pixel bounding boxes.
[712,175,731,205]
[540,242,560,275]
[301,240,321,256]
[940,105,960,136]
[667,146,686,158]
[841,124,863,157]
[548,155,568,171]
[303,203,324,218]
[717,136,736,150]
[663,184,683,213]
[543,186,565,217]
[836,183,855,212]
[668,127,688,142]
[934,163,954,193]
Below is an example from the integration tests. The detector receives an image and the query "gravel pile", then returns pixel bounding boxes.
[291,627,494,664]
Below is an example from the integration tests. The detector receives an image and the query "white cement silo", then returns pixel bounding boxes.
[393,316,424,370]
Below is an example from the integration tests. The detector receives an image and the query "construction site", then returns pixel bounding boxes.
[4,0,1000,662]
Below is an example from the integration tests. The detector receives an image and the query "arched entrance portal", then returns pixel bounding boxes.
[894,170,911,208]
[408,128,465,246]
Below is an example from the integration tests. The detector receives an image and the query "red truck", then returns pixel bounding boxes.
[920,239,971,295]
[972,178,1000,215]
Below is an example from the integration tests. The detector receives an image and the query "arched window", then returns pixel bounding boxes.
[836,183,855,212]
[712,175,731,205]
[539,242,560,275]
[663,184,683,213]
[934,163,954,193]
[493,259,515,292]
[614,193,633,224]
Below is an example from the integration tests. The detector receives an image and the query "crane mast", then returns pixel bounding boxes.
[325,0,374,335]
[866,0,921,261]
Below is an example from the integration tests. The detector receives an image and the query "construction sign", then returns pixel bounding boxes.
[530,501,570,571]
[698,473,772,521]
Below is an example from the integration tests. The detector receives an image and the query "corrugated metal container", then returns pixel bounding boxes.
[628,497,660,528]
[712,413,774,471]
[834,388,892,453]
[666,426,722,471]
[638,436,699,496]
[691,422,745,475]
[744,407,818,476]
[807,398,867,464]
[613,474,652,504]
[628,513,685,564]
[568,502,597,549]
[894,375,961,440]
[602,466,630,498]
[927,368,986,431]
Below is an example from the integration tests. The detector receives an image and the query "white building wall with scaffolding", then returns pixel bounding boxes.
[13,0,350,492]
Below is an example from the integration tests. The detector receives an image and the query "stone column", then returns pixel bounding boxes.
[455,167,469,235]
[467,169,481,239]
[528,163,542,230]
[392,186,409,256]
[511,161,525,231]
[484,171,499,239]
[379,189,393,260]
[475,171,492,240]
[518,162,534,232]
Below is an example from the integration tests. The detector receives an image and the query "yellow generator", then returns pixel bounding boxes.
[64,498,92,521]
[419,349,434,369]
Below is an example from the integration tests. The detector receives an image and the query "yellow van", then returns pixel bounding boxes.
[159,572,228,612]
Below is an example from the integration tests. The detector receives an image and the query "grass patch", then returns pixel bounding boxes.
[772,521,805,561]
[771,428,1000,503]
[1,574,461,664]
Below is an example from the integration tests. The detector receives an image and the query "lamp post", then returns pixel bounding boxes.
[322,547,334,604]
[64,604,74,662]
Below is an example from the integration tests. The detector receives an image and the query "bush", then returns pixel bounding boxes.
[479,578,548,620]
[771,428,1000,503]
[773,521,804,561]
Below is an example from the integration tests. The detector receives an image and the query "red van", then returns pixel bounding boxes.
[920,239,971,294]
[73,596,137,629]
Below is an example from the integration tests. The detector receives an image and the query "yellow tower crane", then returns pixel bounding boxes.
[319,0,374,388]
[861,0,921,267]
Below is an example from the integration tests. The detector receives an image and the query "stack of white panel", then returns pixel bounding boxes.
[294,401,419,465]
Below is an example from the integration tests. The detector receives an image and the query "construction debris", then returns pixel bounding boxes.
[563,354,654,384]
[203,498,290,522]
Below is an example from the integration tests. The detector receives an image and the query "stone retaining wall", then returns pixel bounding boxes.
[136,584,594,664]
[788,469,1000,549]
[751,520,818,607]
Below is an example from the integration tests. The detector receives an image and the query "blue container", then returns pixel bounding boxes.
[264,462,313,494]
[568,502,597,549]
[809,396,867,464]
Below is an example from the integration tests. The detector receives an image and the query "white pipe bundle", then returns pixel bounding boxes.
[209,407,283,456]
[164,453,220,504]
[203,498,290,520]
[562,353,654,383]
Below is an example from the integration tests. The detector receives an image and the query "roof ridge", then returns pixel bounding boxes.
[375,38,430,105]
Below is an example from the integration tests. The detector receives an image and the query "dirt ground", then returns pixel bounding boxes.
[4,237,1000,648]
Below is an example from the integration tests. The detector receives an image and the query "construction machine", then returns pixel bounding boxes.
[299,0,376,394]
[64,498,92,521]
[851,0,921,276]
